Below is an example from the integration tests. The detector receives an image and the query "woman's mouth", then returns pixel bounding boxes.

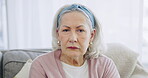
[67,46,79,49]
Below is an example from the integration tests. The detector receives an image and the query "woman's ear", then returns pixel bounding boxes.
[90,29,96,42]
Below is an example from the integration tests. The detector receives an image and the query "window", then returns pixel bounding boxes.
[0,0,3,49]
[142,0,148,70]
[0,0,8,50]
[0,26,3,49]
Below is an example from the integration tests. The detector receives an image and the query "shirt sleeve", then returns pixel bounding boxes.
[103,59,120,78]
[29,59,47,78]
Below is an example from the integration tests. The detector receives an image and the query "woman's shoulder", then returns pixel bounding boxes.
[88,54,120,77]
[89,54,114,65]
[29,50,62,77]
[32,50,60,65]
[98,54,112,61]
[35,51,54,60]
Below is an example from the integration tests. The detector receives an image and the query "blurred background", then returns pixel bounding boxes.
[0,0,148,69]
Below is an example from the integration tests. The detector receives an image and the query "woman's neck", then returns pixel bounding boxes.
[60,54,85,67]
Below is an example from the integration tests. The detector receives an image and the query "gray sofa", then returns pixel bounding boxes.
[0,43,148,78]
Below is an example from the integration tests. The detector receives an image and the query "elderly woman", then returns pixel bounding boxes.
[29,4,120,78]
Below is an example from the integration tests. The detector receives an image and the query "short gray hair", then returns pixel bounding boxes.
[52,4,106,59]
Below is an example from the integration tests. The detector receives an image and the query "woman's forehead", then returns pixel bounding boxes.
[60,11,91,27]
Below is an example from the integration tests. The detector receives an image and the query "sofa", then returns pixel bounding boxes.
[0,43,148,78]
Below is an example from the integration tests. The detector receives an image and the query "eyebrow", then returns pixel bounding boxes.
[62,25,85,28]
[76,25,85,28]
[62,25,70,28]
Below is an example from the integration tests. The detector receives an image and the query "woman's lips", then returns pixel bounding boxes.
[67,46,79,49]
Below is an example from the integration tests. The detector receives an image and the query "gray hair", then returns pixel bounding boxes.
[52,4,106,59]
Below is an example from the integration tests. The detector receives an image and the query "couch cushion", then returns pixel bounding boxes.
[2,49,51,78]
[104,43,139,78]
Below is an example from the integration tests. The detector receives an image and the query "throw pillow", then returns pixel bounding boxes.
[13,59,32,78]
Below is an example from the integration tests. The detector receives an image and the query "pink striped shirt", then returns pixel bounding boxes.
[29,50,120,78]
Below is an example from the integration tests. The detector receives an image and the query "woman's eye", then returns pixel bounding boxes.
[77,29,85,32]
[62,29,70,32]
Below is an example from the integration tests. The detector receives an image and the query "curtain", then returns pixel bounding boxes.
[6,0,143,53]
[6,0,52,49]
[0,0,8,49]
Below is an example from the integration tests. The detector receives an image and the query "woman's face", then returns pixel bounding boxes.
[57,11,95,58]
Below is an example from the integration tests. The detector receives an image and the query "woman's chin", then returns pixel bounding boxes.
[61,49,84,58]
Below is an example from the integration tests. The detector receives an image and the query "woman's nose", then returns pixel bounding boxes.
[69,32,77,43]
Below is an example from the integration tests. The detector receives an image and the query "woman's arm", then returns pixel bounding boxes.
[29,59,47,78]
[103,59,120,78]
